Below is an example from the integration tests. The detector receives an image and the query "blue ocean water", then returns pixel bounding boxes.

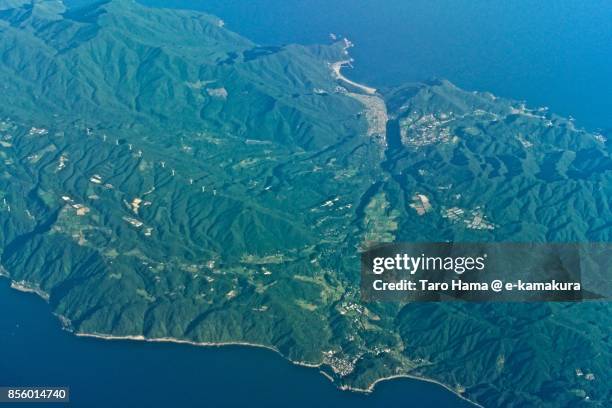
[0,279,473,407]
[5,2,609,406]
[142,0,612,132]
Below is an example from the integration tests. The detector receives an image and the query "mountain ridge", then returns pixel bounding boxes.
[0,1,610,407]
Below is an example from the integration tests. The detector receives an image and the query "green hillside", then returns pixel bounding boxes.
[0,1,610,406]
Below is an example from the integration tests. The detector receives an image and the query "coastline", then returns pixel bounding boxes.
[331,60,377,95]
[76,331,480,407]
[331,38,377,95]
[10,281,50,300]
[344,375,483,408]
[1,274,480,408]
[74,332,318,369]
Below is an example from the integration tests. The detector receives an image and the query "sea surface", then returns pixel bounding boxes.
[0,279,473,407]
[5,2,609,406]
[141,0,612,132]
